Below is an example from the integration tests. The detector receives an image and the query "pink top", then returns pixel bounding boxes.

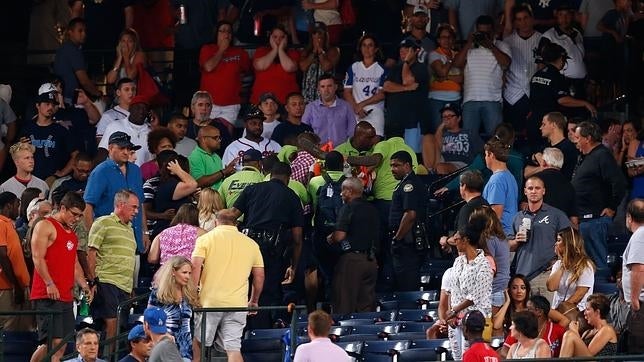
[293,338,350,362]
[158,223,199,264]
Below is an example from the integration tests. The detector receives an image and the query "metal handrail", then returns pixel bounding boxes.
[110,291,151,361]
[193,303,306,362]
[0,309,62,362]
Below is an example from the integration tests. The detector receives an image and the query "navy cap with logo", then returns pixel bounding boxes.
[244,105,267,121]
[108,131,142,150]
[36,91,58,104]
[242,149,263,162]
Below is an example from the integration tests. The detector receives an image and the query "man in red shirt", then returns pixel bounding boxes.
[30,192,93,362]
[500,295,566,358]
[462,310,500,362]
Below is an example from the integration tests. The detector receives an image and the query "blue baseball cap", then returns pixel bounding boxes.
[128,324,147,341]
[143,307,167,334]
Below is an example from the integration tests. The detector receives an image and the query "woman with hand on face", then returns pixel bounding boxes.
[299,22,340,103]
[493,275,530,336]
[559,294,618,358]
[148,256,200,361]
[106,28,147,85]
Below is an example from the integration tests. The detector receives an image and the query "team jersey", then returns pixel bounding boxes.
[343,61,387,111]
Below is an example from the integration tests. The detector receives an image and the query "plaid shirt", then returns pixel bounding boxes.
[290,151,316,185]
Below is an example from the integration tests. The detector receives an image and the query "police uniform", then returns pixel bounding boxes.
[389,171,428,291]
[527,63,569,153]
[233,179,304,328]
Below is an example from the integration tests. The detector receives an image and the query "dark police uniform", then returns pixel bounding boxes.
[233,179,304,328]
[389,171,428,291]
[527,63,569,153]
[332,198,380,314]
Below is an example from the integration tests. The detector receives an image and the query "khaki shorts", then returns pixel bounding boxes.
[193,311,247,351]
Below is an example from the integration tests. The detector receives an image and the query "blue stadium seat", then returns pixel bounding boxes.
[393,291,439,302]
[343,310,396,322]
[362,340,410,360]
[397,309,436,322]
[398,322,433,333]
[245,328,289,340]
[351,323,400,336]
[241,338,283,362]
[336,341,364,360]
[338,333,381,342]
[594,281,618,295]
[395,347,438,361]
[410,338,450,350]
[378,300,400,311]
[328,326,354,337]
[339,318,375,327]
[387,332,428,341]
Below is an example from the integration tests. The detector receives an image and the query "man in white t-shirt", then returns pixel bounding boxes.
[623,198,644,354]
[96,78,136,142]
[453,15,511,138]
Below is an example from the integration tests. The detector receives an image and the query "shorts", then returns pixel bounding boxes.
[210,104,241,125]
[491,290,505,307]
[193,311,247,351]
[92,282,130,319]
[34,299,75,343]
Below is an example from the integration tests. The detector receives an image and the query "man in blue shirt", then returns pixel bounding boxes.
[482,136,518,235]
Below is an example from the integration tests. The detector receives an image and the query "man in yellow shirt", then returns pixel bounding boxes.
[191,209,264,362]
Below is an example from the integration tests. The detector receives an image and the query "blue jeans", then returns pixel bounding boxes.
[462,101,503,138]
[404,125,422,153]
[579,216,611,277]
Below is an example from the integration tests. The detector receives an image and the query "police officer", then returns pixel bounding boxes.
[527,42,597,154]
[218,149,264,208]
[230,161,304,329]
[389,150,428,291]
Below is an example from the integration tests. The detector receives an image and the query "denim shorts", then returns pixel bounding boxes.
[491,290,505,307]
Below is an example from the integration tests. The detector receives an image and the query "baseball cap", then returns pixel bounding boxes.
[412,5,428,15]
[556,2,575,11]
[244,105,267,121]
[36,91,58,104]
[399,38,420,49]
[108,131,142,150]
[38,83,58,95]
[143,307,168,334]
[128,325,147,342]
[242,149,263,162]
[440,103,461,116]
[464,310,486,332]
[259,92,279,104]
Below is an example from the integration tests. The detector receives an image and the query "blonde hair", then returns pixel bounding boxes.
[198,188,224,222]
[154,256,200,308]
[558,227,595,283]
[9,142,35,160]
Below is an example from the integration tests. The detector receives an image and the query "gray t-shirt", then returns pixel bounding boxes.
[443,0,503,37]
[622,226,644,302]
[149,336,183,362]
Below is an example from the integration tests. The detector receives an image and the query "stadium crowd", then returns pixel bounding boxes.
[1,0,644,361]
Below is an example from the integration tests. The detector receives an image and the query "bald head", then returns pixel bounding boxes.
[352,121,377,151]
[197,125,222,152]
[216,209,237,225]
[626,198,644,231]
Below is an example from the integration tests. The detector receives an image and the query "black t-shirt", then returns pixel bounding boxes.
[234,179,305,231]
[117,354,141,362]
[271,121,314,146]
[529,63,568,120]
[153,178,192,234]
[54,105,97,157]
[389,172,427,229]
[335,198,380,252]
[385,61,430,129]
[552,138,579,180]
[455,195,489,232]
[20,121,75,180]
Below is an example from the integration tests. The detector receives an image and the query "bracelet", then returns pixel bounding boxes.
[45,281,54,287]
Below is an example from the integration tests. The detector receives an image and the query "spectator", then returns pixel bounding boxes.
[572,121,625,275]
[433,103,483,175]
[399,5,435,65]
[494,275,530,337]
[530,147,577,219]
[404,0,449,36]
[607,267,630,337]
[119,325,153,362]
[293,310,350,362]
[253,92,282,139]
[196,187,224,232]
[191,209,264,361]
[148,256,200,360]
[547,227,595,311]
[148,204,206,265]
[30,192,91,362]
[509,175,571,297]
[84,132,147,256]
[618,120,639,166]
[627,127,644,200]
[0,142,49,198]
[506,310,552,358]
[27,0,77,64]
[444,170,488,244]
[426,24,463,170]
[49,152,92,204]
[453,15,511,138]
[343,34,387,138]
[335,121,378,157]
[300,0,343,45]
[0,192,30,331]
[189,125,235,191]
[623,198,644,354]
[525,112,579,180]
[185,91,233,150]
[597,0,633,89]
[87,190,140,353]
[222,106,282,165]
[271,92,314,146]
[106,28,147,85]
[141,128,177,181]
[289,133,320,186]
[447,214,493,360]
[62,328,105,362]
[444,0,503,38]
[559,294,618,357]
[199,20,250,126]
[20,88,77,181]
[383,39,429,152]
[143,307,183,361]
[53,17,102,102]
[502,0,557,34]
[143,150,179,235]
[578,0,614,81]
[502,5,541,133]
[98,96,153,167]
[328,177,380,314]
[152,155,198,235]
[541,3,587,98]
[302,73,356,148]
[167,114,198,157]
[462,310,500,362]
[0,86,17,172]
[299,22,341,103]
[250,25,300,104]
[16,187,43,232]
[482,137,518,235]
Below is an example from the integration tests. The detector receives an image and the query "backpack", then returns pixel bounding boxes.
[314,172,346,234]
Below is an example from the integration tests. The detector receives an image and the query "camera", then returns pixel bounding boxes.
[472,32,487,47]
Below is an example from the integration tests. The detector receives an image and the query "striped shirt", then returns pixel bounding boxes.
[463,40,511,103]
[503,31,542,105]
[88,213,136,293]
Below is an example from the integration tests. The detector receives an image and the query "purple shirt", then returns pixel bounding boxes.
[293,338,350,362]
[301,98,355,147]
